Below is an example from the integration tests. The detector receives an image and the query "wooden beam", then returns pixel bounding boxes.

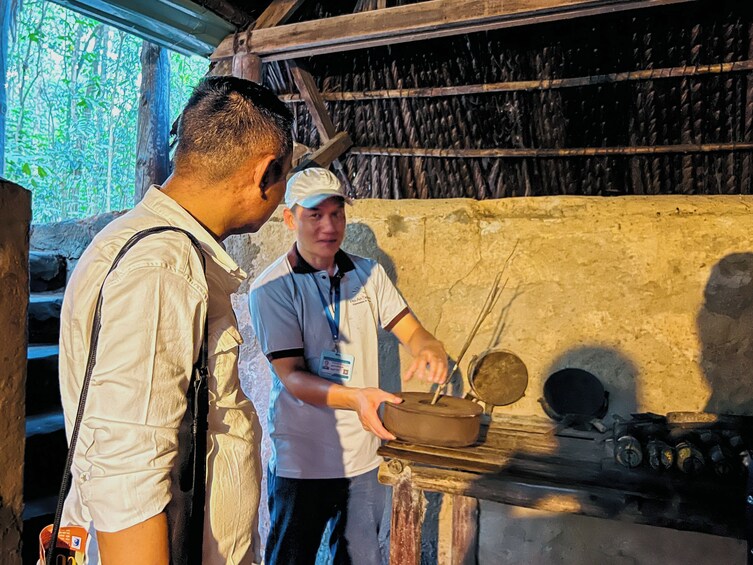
[288,60,353,193]
[379,463,743,539]
[350,142,753,159]
[290,131,353,175]
[277,59,753,102]
[229,0,306,83]
[289,60,336,141]
[253,0,306,30]
[210,0,698,62]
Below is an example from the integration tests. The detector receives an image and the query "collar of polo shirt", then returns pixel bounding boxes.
[287,243,356,274]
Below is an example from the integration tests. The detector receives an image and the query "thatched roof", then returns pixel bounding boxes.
[244,0,750,198]
[58,0,753,198]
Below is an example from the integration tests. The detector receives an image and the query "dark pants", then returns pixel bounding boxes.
[264,467,388,565]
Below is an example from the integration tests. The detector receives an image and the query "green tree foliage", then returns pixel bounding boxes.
[4,0,208,223]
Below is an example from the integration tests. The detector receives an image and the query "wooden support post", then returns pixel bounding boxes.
[289,131,352,176]
[390,463,423,565]
[288,59,353,194]
[135,41,170,204]
[232,52,262,82]
[451,495,479,565]
[289,60,336,141]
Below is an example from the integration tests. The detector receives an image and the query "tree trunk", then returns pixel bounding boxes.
[135,40,170,204]
[106,31,125,211]
[0,0,14,177]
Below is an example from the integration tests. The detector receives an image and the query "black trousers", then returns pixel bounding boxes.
[264,467,387,565]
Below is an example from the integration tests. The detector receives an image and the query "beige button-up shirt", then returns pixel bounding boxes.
[59,187,258,564]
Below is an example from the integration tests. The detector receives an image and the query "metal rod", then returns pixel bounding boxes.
[430,272,503,405]
[430,241,518,405]
[431,239,520,405]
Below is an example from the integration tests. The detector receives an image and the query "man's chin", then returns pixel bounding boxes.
[229,224,260,236]
[317,242,340,252]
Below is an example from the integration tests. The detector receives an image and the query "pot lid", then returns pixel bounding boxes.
[469,350,528,406]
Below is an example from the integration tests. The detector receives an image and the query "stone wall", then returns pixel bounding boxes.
[227,195,752,564]
[0,179,31,564]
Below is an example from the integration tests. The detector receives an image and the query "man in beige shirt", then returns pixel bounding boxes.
[59,76,293,564]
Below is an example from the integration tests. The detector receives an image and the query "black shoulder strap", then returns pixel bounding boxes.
[47,226,210,565]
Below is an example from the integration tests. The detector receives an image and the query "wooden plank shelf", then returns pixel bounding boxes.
[378,414,746,562]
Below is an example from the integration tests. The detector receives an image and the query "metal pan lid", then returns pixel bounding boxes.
[468,349,528,406]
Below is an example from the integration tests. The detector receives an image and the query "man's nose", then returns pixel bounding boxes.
[320,216,338,231]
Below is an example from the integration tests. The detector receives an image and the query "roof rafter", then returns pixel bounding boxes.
[199,0,254,28]
[253,0,306,29]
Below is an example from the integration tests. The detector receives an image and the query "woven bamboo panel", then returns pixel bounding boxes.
[267,0,753,199]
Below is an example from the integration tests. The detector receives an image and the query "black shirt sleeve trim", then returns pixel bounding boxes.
[267,348,305,361]
[384,307,411,332]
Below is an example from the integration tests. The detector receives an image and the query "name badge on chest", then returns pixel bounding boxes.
[319,350,355,381]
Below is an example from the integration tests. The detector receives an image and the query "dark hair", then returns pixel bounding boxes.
[174,76,293,181]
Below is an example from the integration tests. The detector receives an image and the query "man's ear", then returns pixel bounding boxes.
[282,207,296,230]
[254,155,281,198]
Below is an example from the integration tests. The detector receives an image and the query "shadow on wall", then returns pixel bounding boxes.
[456,345,643,564]
[697,253,753,416]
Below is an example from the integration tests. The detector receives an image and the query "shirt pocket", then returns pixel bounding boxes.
[209,324,243,356]
[207,321,243,396]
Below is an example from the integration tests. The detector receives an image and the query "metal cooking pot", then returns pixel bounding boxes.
[382,351,528,447]
[540,368,608,426]
[383,392,483,447]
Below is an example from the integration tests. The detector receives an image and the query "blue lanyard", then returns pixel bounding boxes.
[312,274,341,343]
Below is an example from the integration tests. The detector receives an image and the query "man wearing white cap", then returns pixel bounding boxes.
[249,167,448,564]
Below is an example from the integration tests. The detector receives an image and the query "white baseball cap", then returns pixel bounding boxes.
[285,167,352,209]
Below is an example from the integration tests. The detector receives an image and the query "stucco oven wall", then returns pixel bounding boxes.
[228,195,752,564]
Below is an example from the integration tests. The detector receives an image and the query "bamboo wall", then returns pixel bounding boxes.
[265,0,753,199]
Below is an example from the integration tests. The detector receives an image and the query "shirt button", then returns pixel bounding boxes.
[321,275,326,280]
[80,472,90,482]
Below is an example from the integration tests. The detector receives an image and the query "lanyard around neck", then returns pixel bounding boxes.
[312,273,341,343]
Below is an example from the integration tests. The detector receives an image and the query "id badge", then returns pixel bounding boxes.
[319,351,355,381]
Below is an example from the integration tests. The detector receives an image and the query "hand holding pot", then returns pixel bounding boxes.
[347,387,403,441]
